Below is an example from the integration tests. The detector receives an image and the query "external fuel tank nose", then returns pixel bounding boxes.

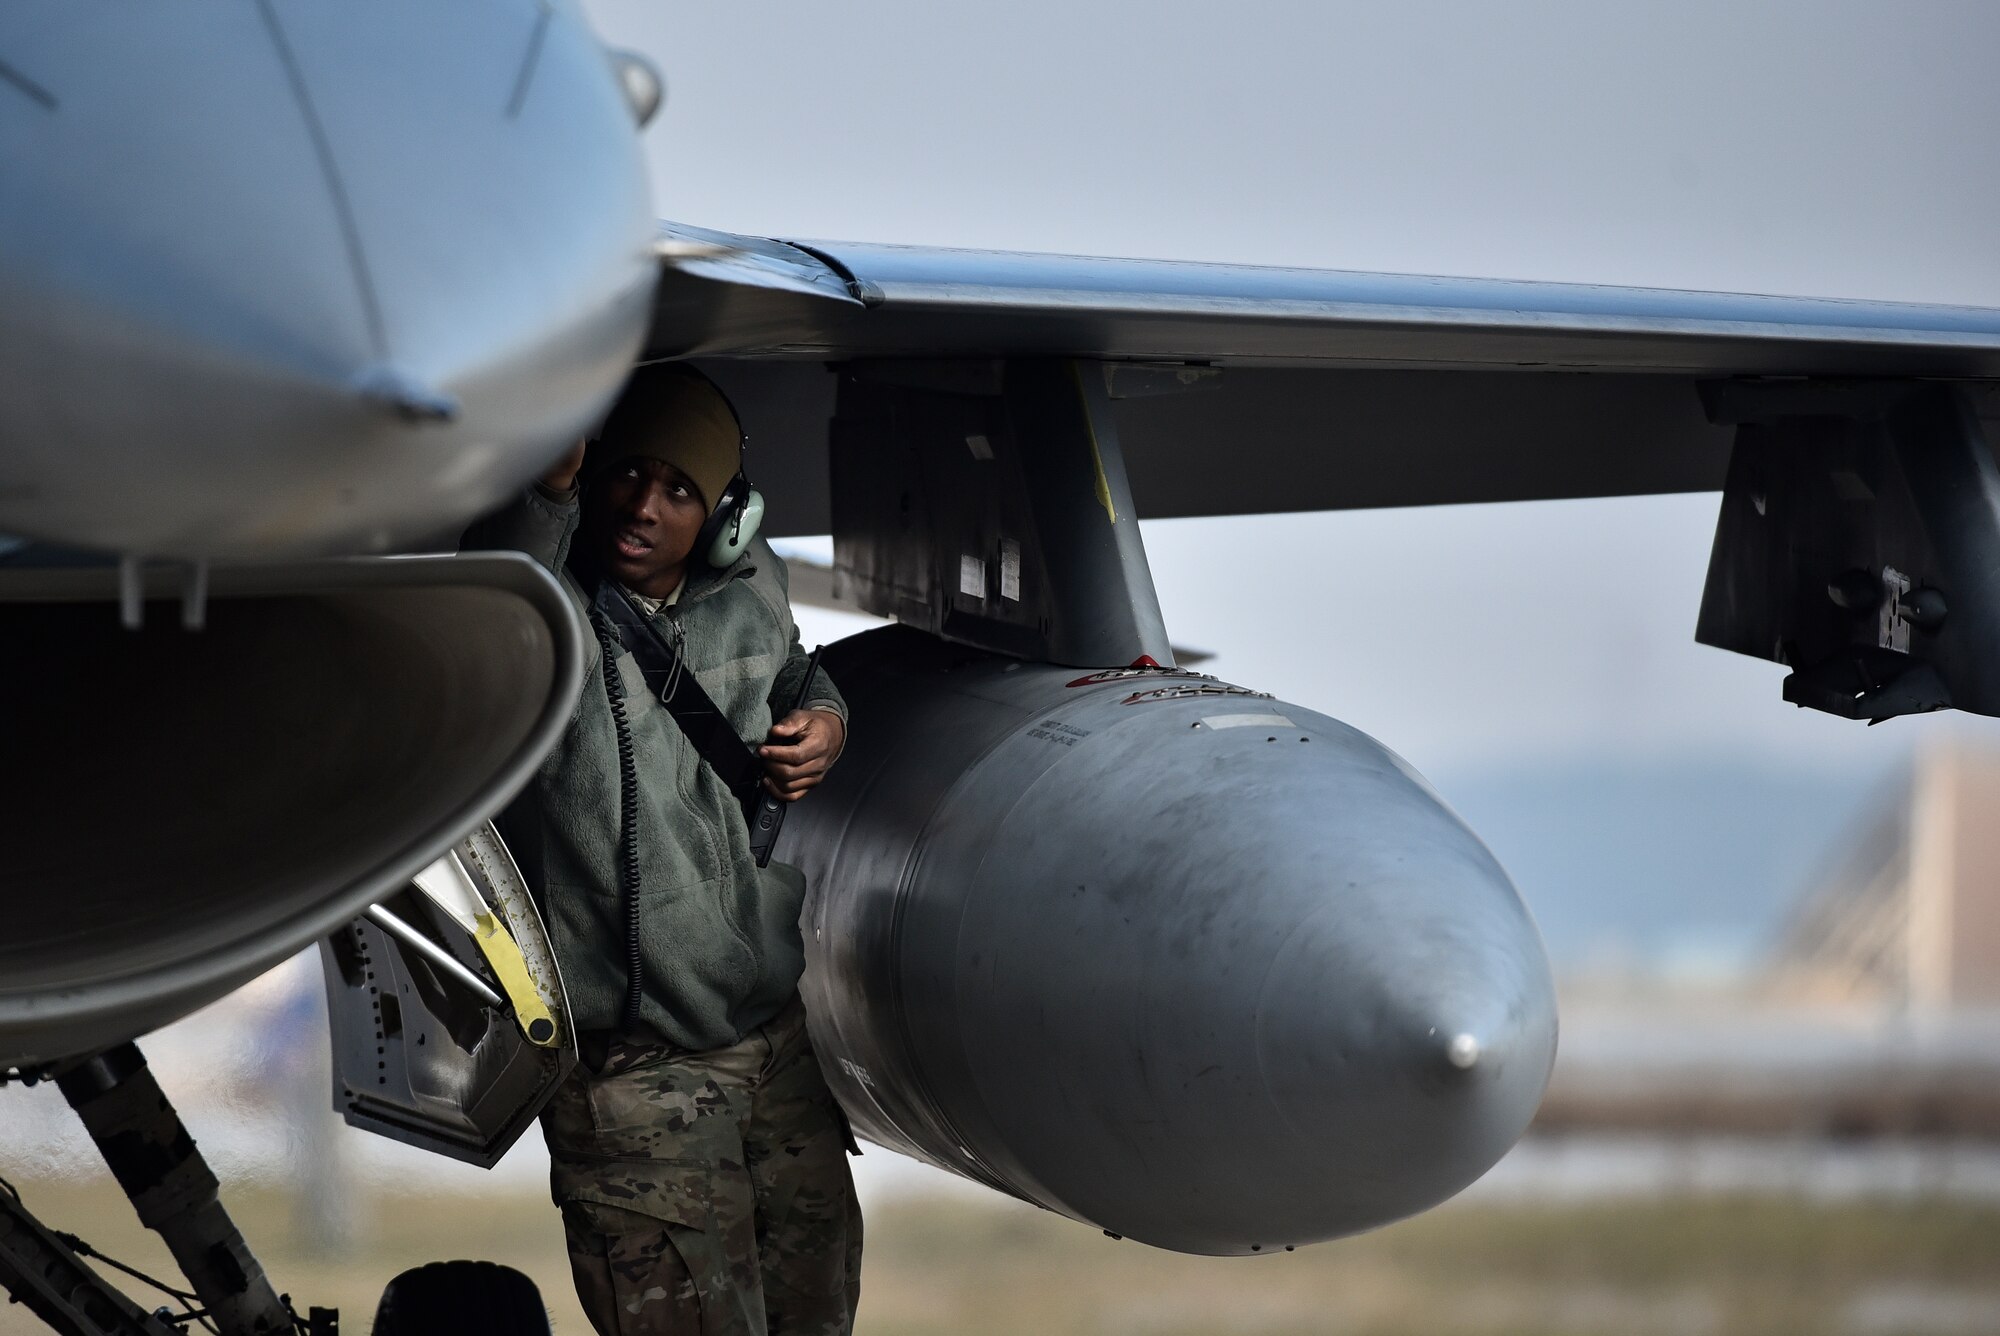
[1249,853,1559,1234]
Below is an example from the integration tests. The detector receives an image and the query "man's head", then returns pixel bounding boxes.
[581,364,742,597]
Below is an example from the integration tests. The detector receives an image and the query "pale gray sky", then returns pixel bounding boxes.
[581,0,2000,780]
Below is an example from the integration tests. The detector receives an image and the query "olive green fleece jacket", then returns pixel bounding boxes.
[463,486,846,1050]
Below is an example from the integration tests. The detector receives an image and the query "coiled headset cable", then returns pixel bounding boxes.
[588,607,647,1034]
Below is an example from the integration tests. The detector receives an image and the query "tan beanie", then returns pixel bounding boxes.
[591,363,741,512]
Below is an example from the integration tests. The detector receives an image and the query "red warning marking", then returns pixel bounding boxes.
[1066,665,1201,688]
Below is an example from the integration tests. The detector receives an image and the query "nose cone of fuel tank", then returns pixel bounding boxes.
[791,630,1558,1254]
[947,704,1555,1250]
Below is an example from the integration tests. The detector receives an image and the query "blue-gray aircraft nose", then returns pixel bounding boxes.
[0,1,655,557]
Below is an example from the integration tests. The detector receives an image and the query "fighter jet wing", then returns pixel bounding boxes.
[652,223,2000,375]
[649,221,2000,520]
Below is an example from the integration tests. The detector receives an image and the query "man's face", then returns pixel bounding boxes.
[586,455,708,596]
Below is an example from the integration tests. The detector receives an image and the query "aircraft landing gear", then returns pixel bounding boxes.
[0,1177,179,1336]
[0,1042,336,1336]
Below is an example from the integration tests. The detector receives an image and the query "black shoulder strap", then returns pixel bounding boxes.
[589,580,765,803]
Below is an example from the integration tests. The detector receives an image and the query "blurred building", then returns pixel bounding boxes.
[1772,739,2000,1013]
[1532,742,2000,1142]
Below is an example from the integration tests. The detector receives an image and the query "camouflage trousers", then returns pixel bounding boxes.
[541,995,862,1336]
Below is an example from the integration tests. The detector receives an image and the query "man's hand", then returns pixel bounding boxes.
[542,439,588,494]
[758,709,846,802]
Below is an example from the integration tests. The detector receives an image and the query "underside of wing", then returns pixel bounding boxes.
[645,221,2000,532]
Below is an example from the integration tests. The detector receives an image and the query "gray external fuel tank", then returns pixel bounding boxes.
[787,626,1557,1254]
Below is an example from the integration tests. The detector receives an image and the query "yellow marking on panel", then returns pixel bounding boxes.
[473,911,559,1047]
[1071,362,1118,525]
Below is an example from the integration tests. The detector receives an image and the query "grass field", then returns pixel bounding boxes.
[3,1176,1996,1336]
[7,1176,1992,1336]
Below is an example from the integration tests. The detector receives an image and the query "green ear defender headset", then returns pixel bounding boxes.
[693,378,764,570]
[695,459,765,569]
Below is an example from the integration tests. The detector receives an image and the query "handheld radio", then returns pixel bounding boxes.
[748,644,824,868]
